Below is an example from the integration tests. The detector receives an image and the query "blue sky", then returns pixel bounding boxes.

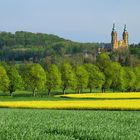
[0,0,140,43]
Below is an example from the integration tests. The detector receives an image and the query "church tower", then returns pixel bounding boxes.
[111,24,118,50]
[122,24,129,48]
[111,24,129,51]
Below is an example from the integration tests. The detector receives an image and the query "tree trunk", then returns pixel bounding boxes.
[10,90,13,96]
[33,89,36,97]
[102,87,104,93]
[63,87,66,95]
[78,89,81,94]
[9,85,14,96]
[90,88,92,93]
[48,89,51,96]
[102,87,106,93]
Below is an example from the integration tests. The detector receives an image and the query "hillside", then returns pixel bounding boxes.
[0,31,140,67]
[0,31,99,61]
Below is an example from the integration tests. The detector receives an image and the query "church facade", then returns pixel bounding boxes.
[111,24,129,50]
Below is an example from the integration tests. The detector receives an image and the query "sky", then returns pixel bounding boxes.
[0,0,140,43]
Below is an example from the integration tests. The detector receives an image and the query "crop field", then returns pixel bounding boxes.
[0,108,140,140]
[58,93,140,99]
[0,100,140,110]
[0,93,140,139]
[0,93,140,110]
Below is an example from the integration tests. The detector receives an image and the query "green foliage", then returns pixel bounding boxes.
[84,63,105,92]
[123,67,136,91]
[7,66,23,95]
[102,62,124,91]
[18,63,31,89]
[109,62,124,91]
[75,65,89,93]
[96,53,111,71]
[130,43,140,60]
[46,64,61,95]
[1,31,140,93]
[133,67,140,91]
[0,31,99,61]
[0,65,9,92]
[21,64,46,96]
[61,63,76,94]
[0,109,140,140]
[52,42,69,56]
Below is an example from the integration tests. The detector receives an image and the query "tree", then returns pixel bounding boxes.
[0,65,9,92]
[52,42,68,56]
[123,67,136,91]
[46,64,61,95]
[18,63,31,90]
[103,62,124,92]
[110,62,124,91]
[96,53,111,72]
[84,64,105,93]
[23,64,46,96]
[61,63,76,94]
[133,67,140,91]
[75,65,89,93]
[7,66,23,96]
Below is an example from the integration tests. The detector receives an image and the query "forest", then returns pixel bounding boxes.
[0,31,99,61]
[0,31,140,66]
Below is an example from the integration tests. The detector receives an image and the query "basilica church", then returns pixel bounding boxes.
[111,24,129,50]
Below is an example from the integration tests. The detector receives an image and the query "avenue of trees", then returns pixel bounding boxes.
[0,53,140,96]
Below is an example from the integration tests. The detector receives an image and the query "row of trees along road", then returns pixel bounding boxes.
[0,53,140,96]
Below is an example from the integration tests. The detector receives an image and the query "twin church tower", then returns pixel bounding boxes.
[111,24,129,50]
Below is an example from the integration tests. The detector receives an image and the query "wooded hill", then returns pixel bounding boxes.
[0,31,140,67]
[0,31,99,61]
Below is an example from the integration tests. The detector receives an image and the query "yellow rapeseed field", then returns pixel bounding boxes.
[58,92,140,99]
[0,100,140,110]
